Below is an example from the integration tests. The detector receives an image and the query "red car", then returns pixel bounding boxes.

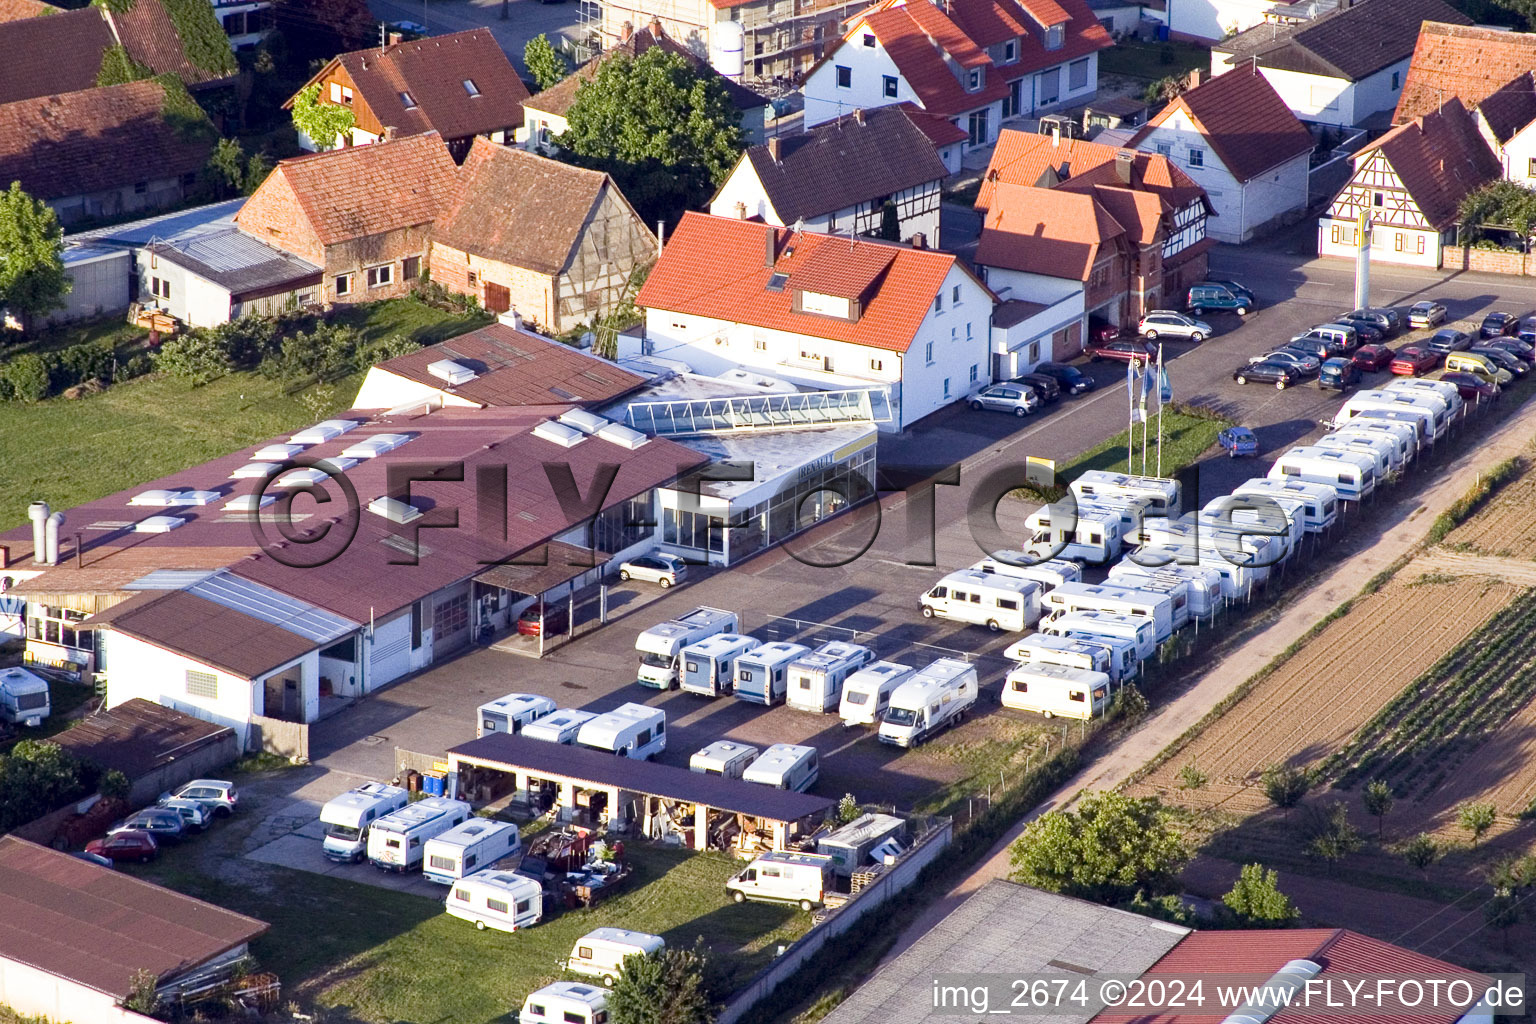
[1087,339,1154,363]
[1353,344,1394,372]
[1437,371,1499,401]
[517,603,569,637]
[85,830,159,864]
[1087,317,1121,343]
[1390,346,1439,376]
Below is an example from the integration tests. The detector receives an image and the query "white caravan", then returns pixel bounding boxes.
[1107,561,1223,620]
[1043,610,1159,662]
[0,667,49,726]
[520,983,609,1024]
[1024,501,1128,563]
[839,661,917,726]
[1313,432,1397,477]
[1070,469,1183,518]
[743,743,820,792]
[733,641,808,706]
[972,554,1082,591]
[321,782,410,863]
[726,851,835,910]
[635,607,739,689]
[367,796,473,872]
[446,870,544,933]
[1230,478,1339,534]
[1336,392,1445,444]
[577,703,666,759]
[1346,407,1431,451]
[1330,420,1417,467]
[786,642,876,713]
[920,570,1040,632]
[564,928,665,985]
[680,633,761,697]
[878,659,979,748]
[522,708,598,745]
[1106,572,1191,630]
[476,693,556,737]
[1200,496,1301,564]
[1041,581,1175,643]
[1010,630,1140,683]
[690,740,759,778]
[424,818,522,885]
[1003,663,1114,720]
[1383,377,1464,417]
[1268,446,1377,501]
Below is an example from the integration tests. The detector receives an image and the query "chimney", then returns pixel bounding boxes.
[767,136,782,162]
[27,502,47,566]
[734,200,748,219]
[657,219,666,258]
[648,15,664,38]
[854,107,865,125]
[621,19,634,41]
[382,125,398,141]
[1115,148,1134,184]
[45,512,64,567]
[387,30,403,46]
[910,232,926,249]
[764,224,777,267]
[1186,68,1206,90]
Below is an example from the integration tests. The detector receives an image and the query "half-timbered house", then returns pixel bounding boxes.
[1318,98,1499,268]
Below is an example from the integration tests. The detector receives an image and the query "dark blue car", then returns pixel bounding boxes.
[1318,356,1361,391]
[1217,426,1260,458]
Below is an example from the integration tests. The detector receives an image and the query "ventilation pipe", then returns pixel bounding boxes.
[45,512,65,566]
[27,502,48,565]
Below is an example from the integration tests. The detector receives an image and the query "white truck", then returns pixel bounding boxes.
[423,818,522,885]
[520,983,609,1024]
[577,703,667,760]
[366,796,473,873]
[878,659,978,748]
[320,782,410,863]
[920,570,1040,632]
[743,743,820,792]
[476,693,556,738]
[0,667,50,727]
[521,708,597,745]
[635,607,739,689]
[680,633,761,697]
[726,851,835,911]
[1002,663,1114,720]
[564,928,665,985]
[786,642,875,713]
[732,641,808,706]
[689,740,759,778]
[446,870,544,933]
[838,661,916,726]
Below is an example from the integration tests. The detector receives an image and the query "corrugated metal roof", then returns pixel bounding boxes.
[147,228,321,296]
[49,698,233,780]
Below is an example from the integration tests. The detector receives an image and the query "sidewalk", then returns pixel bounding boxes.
[879,401,1536,963]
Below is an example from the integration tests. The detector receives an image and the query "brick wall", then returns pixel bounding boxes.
[236,170,325,265]
[430,241,556,329]
[1447,247,1532,276]
[325,225,432,303]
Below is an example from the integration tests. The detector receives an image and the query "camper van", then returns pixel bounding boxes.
[1070,470,1182,518]
[816,813,907,876]
[1385,375,1467,414]
[680,633,761,697]
[446,870,545,933]
[973,554,1082,592]
[1043,610,1158,662]
[1199,496,1301,564]
[689,740,759,779]
[1003,663,1114,720]
[423,818,522,885]
[726,851,835,911]
[743,743,820,792]
[366,796,472,872]
[1230,478,1339,533]
[733,642,808,706]
[786,642,875,713]
[1107,561,1223,621]
[0,667,49,726]
[320,782,410,863]
[1024,501,1128,563]
[476,693,556,738]
[577,703,666,760]
[1006,632,1111,673]
[1346,407,1431,451]
[1330,420,1417,468]
[522,709,598,745]
[1313,431,1400,477]
[920,570,1040,632]
[878,659,979,748]
[839,661,917,726]
[520,983,610,1024]
[1337,392,1446,444]
[1268,446,1377,501]
[635,607,739,689]
[1041,581,1175,643]
[563,928,665,985]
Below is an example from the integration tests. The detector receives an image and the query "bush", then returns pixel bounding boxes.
[0,741,94,832]
[98,768,130,801]
[3,353,51,402]
[1221,863,1299,926]
[1261,762,1309,811]
[56,339,113,385]
[154,331,229,384]
[260,322,362,382]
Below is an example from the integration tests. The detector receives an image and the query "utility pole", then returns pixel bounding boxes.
[1353,206,1371,309]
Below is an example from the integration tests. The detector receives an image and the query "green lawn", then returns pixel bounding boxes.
[1010,405,1232,501]
[1099,39,1210,82]
[0,316,149,361]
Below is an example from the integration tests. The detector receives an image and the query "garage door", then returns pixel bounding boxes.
[369,615,412,688]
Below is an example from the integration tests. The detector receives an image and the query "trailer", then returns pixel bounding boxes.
[1313,432,1398,477]
[1005,632,1115,675]
[1002,663,1114,720]
[635,607,739,689]
[1107,561,1223,621]
[972,554,1082,592]
[1329,420,1417,468]
[1200,496,1301,564]
[0,667,49,727]
[520,983,609,1024]
[1070,469,1183,518]
[689,740,759,778]
[1268,446,1377,502]
[1041,581,1175,643]
[446,870,544,933]
[1382,377,1464,417]
[423,818,522,884]
[476,693,556,738]
[576,703,666,760]
[839,661,917,726]
[742,743,819,792]
[1344,407,1432,452]
[563,928,665,985]
[732,641,808,706]
[680,633,761,697]
[920,570,1041,632]
[1042,610,1158,662]
[1229,478,1339,534]
[367,796,473,872]
[816,813,907,876]
[320,782,409,863]
[1336,392,1446,444]
[522,708,598,745]
[1023,501,1128,563]
[878,659,979,748]
[786,642,875,713]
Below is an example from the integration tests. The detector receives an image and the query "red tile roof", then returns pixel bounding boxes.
[1088,183,1165,247]
[1354,97,1499,231]
[1394,21,1536,124]
[791,240,898,299]
[1133,64,1314,182]
[977,129,1206,211]
[636,211,966,354]
[0,6,113,104]
[1474,70,1536,145]
[895,101,970,145]
[0,0,57,21]
[940,0,1111,79]
[975,181,1125,279]
[859,5,1011,116]
[108,0,231,87]
[902,0,992,67]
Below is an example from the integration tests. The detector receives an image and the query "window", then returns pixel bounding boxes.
[1036,67,1059,105]
[836,65,851,88]
[1069,690,1086,702]
[1395,232,1404,252]
[410,600,423,649]
[1331,225,1340,244]
[1391,70,1400,89]
[1373,191,1384,207]
[1527,157,1536,179]
[436,592,470,635]
[952,285,961,304]
[28,605,93,651]
[334,273,352,297]
[1028,340,1039,362]
[1188,148,1204,168]
[862,32,875,46]
[970,363,978,382]
[967,69,981,91]
[516,899,531,913]
[150,276,171,300]
[329,82,342,102]
[966,322,973,339]
[883,74,898,97]
[925,341,934,363]
[870,358,883,371]
[429,855,455,870]
[1069,58,1088,90]
[934,293,943,312]
[367,263,394,288]
[1155,142,1171,157]
[463,78,481,96]
[943,377,951,398]
[487,898,509,914]
[579,947,594,960]
[1003,39,1017,62]
[185,669,218,699]
[1046,24,1063,49]
[400,90,417,109]
[403,255,420,281]
[997,598,1018,610]
[754,338,767,350]
[1417,236,1426,255]
[467,270,478,287]
[454,888,470,902]
[530,1006,546,1018]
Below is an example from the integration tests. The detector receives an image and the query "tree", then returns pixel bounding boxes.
[122,968,160,1016]
[1362,780,1394,838]
[99,769,131,802]
[2,353,51,402]
[1008,792,1188,905]
[525,34,569,91]
[609,943,713,1024]
[556,47,745,227]
[1484,886,1521,951]
[1458,802,1497,846]
[1177,760,1208,791]
[1260,762,1309,814]
[1221,863,1300,926]
[0,181,69,332]
[290,82,357,149]
[836,793,861,824]
[1306,803,1361,874]
[272,0,374,58]
[1401,833,1439,877]
[1110,684,1149,721]
[878,199,899,241]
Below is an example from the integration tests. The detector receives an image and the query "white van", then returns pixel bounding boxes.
[367,796,473,872]
[973,554,1082,592]
[690,740,759,778]
[786,642,875,713]
[564,928,665,985]
[1230,478,1339,534]
[743,743,819,792]
[878,659,979,748]
[1107,561,1223,621]
[1329,419,1417,468]
[522,708,598,745]
[1313,432,1397,477]
[476,693,556,737]
[1024,501,1128,563]
[726,851,834,911]
[423,818,522,885]
[520,983,609,1024]
[446,870,544,933]
[839,661,916,726]
[577,703,666,760]
[1041,581,1175,643]
[635,607,739,689]
[1043,610,1158,662]
[920,570,1040,632]
[680,633,760,697]
[1003,663,1114,720]
[733,641,808,706]
[1268,446,1377,501]
[320,782,409,863]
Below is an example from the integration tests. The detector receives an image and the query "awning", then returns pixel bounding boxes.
[473,540,609,597]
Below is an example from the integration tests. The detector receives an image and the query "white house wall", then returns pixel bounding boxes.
[1022,51,1099,115]
[711,161,780,222]
[1168,0,1270,41]
[352,366,479,410]
[53,251,132,324]
[980,265,1084,305]
[1498,121,1536,183]
[1317,218,1442,267]
[0,957,160,1024]
[804,28,922,128]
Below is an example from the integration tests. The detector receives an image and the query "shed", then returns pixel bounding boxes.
[48,698,238,805]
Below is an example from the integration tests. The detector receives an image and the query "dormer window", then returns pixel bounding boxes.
[967,68,982,91]
[463,79,480,96]
[767,272,789,291]
[1045,24,1064,49]
[799,291,852,318]
[1002,39,1017,63]
[400,90,417,109]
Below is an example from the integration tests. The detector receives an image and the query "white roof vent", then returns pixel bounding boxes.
[427,359,477,385]
[532,420,586,448]
[230,462,280,480]
[179,490,220,506]
[558,408,608,434]
[130,489,187,506]
[253,443,305,461]
[341,433,411,459]
[595,422,649,449]
[224,494,276,512]
[274,468,331,488]
[291,419,360,444]
[135,515,187,533]
[368,496,424,524]
[320,456,358,473]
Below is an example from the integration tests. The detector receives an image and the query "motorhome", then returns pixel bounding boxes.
[689,740,759,779]
[1230,478,1339,533]
[680,633,761,697]
[1197,522,1285,583]
[1023,501,1129,563]
[320,782,410,863]
[1383,377,1465,416]
[1070,470,1183,518]
[1041,582,1175,643]
[1106,572,1191,630]
[423,818,522,885]
[878,659,979,748]
[839,661,917,726]
[1348,407,1431,451]
[742,743,820,792]
[522,708,598,745]
[1200,496,1302,564]
[577,703,667,760]
[1107,561,1223,621]
[972,555,1082,591]
[920,570,1040,633]
[366,796,473,872]
[733,642,808,706]
[726,851,835,910]
[520,983,610,1024]
[0,667,49,726]
[1002,663,1114,720]
[446,870,545,933]
[1042,610,1158,662]
[1268,446,1377,501]
[1313,432,1398,477]
[1005,632,1113,673]
[786,642,875,713]
[816,813,907,876]
[1329,420,1417,468]
[1337,392,1446,444]
[563,928,665,985]
[635,607,739,689]
[476,693,556,738]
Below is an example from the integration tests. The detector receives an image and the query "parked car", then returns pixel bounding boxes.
[1285,336,1341,362]
[1471,345,1530,377]
[1433,370,1499,401]
[1424,328,1473,355]
[1340,308,1400,337]
[1249,349,1320,376]
[1138,310,1212,341]
[1352,344,1395,372]
[969,383,1041,416]
[1233,361,1301,389]
[108,808,185,844]
[1407,301,1447,328]
[1482,336,1535,361]
[1086,339,1154,363]
[1390,346,1440,376]
[1318,357,1361,391]
[518,603,569,636]
[1012,372,1062,403]
[1480,311,1518,338]
[155,796,213,832]
[618,553,687,588]
[1086,317,1120,343]
[85,830,158,864]
[164,779,239,818]
[1518,314,1536,344]
[70,850,115,868]
[1031,362,1096,394]
[1216,426,1259,457]
[1188,282,1253,315]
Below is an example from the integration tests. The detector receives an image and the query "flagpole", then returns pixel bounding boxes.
[1126,358,1135,470]
[1157,344,1165,477]
[1139,354,1149,476]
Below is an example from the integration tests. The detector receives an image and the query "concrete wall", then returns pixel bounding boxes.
[105,632,262,750]
[54,250,132,324]
[0,955,161,1024]
[249,714,309,760]
[1167,0,1269,41]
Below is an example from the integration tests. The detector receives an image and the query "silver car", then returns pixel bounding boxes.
[617,552,688,588]
[156,796,214,832]
[1249,349,1321,374]
[969,384,1041,417]
[164,779,239,818]
[1138,310,1213,342]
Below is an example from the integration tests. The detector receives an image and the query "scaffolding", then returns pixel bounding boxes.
[625,388,891,436]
